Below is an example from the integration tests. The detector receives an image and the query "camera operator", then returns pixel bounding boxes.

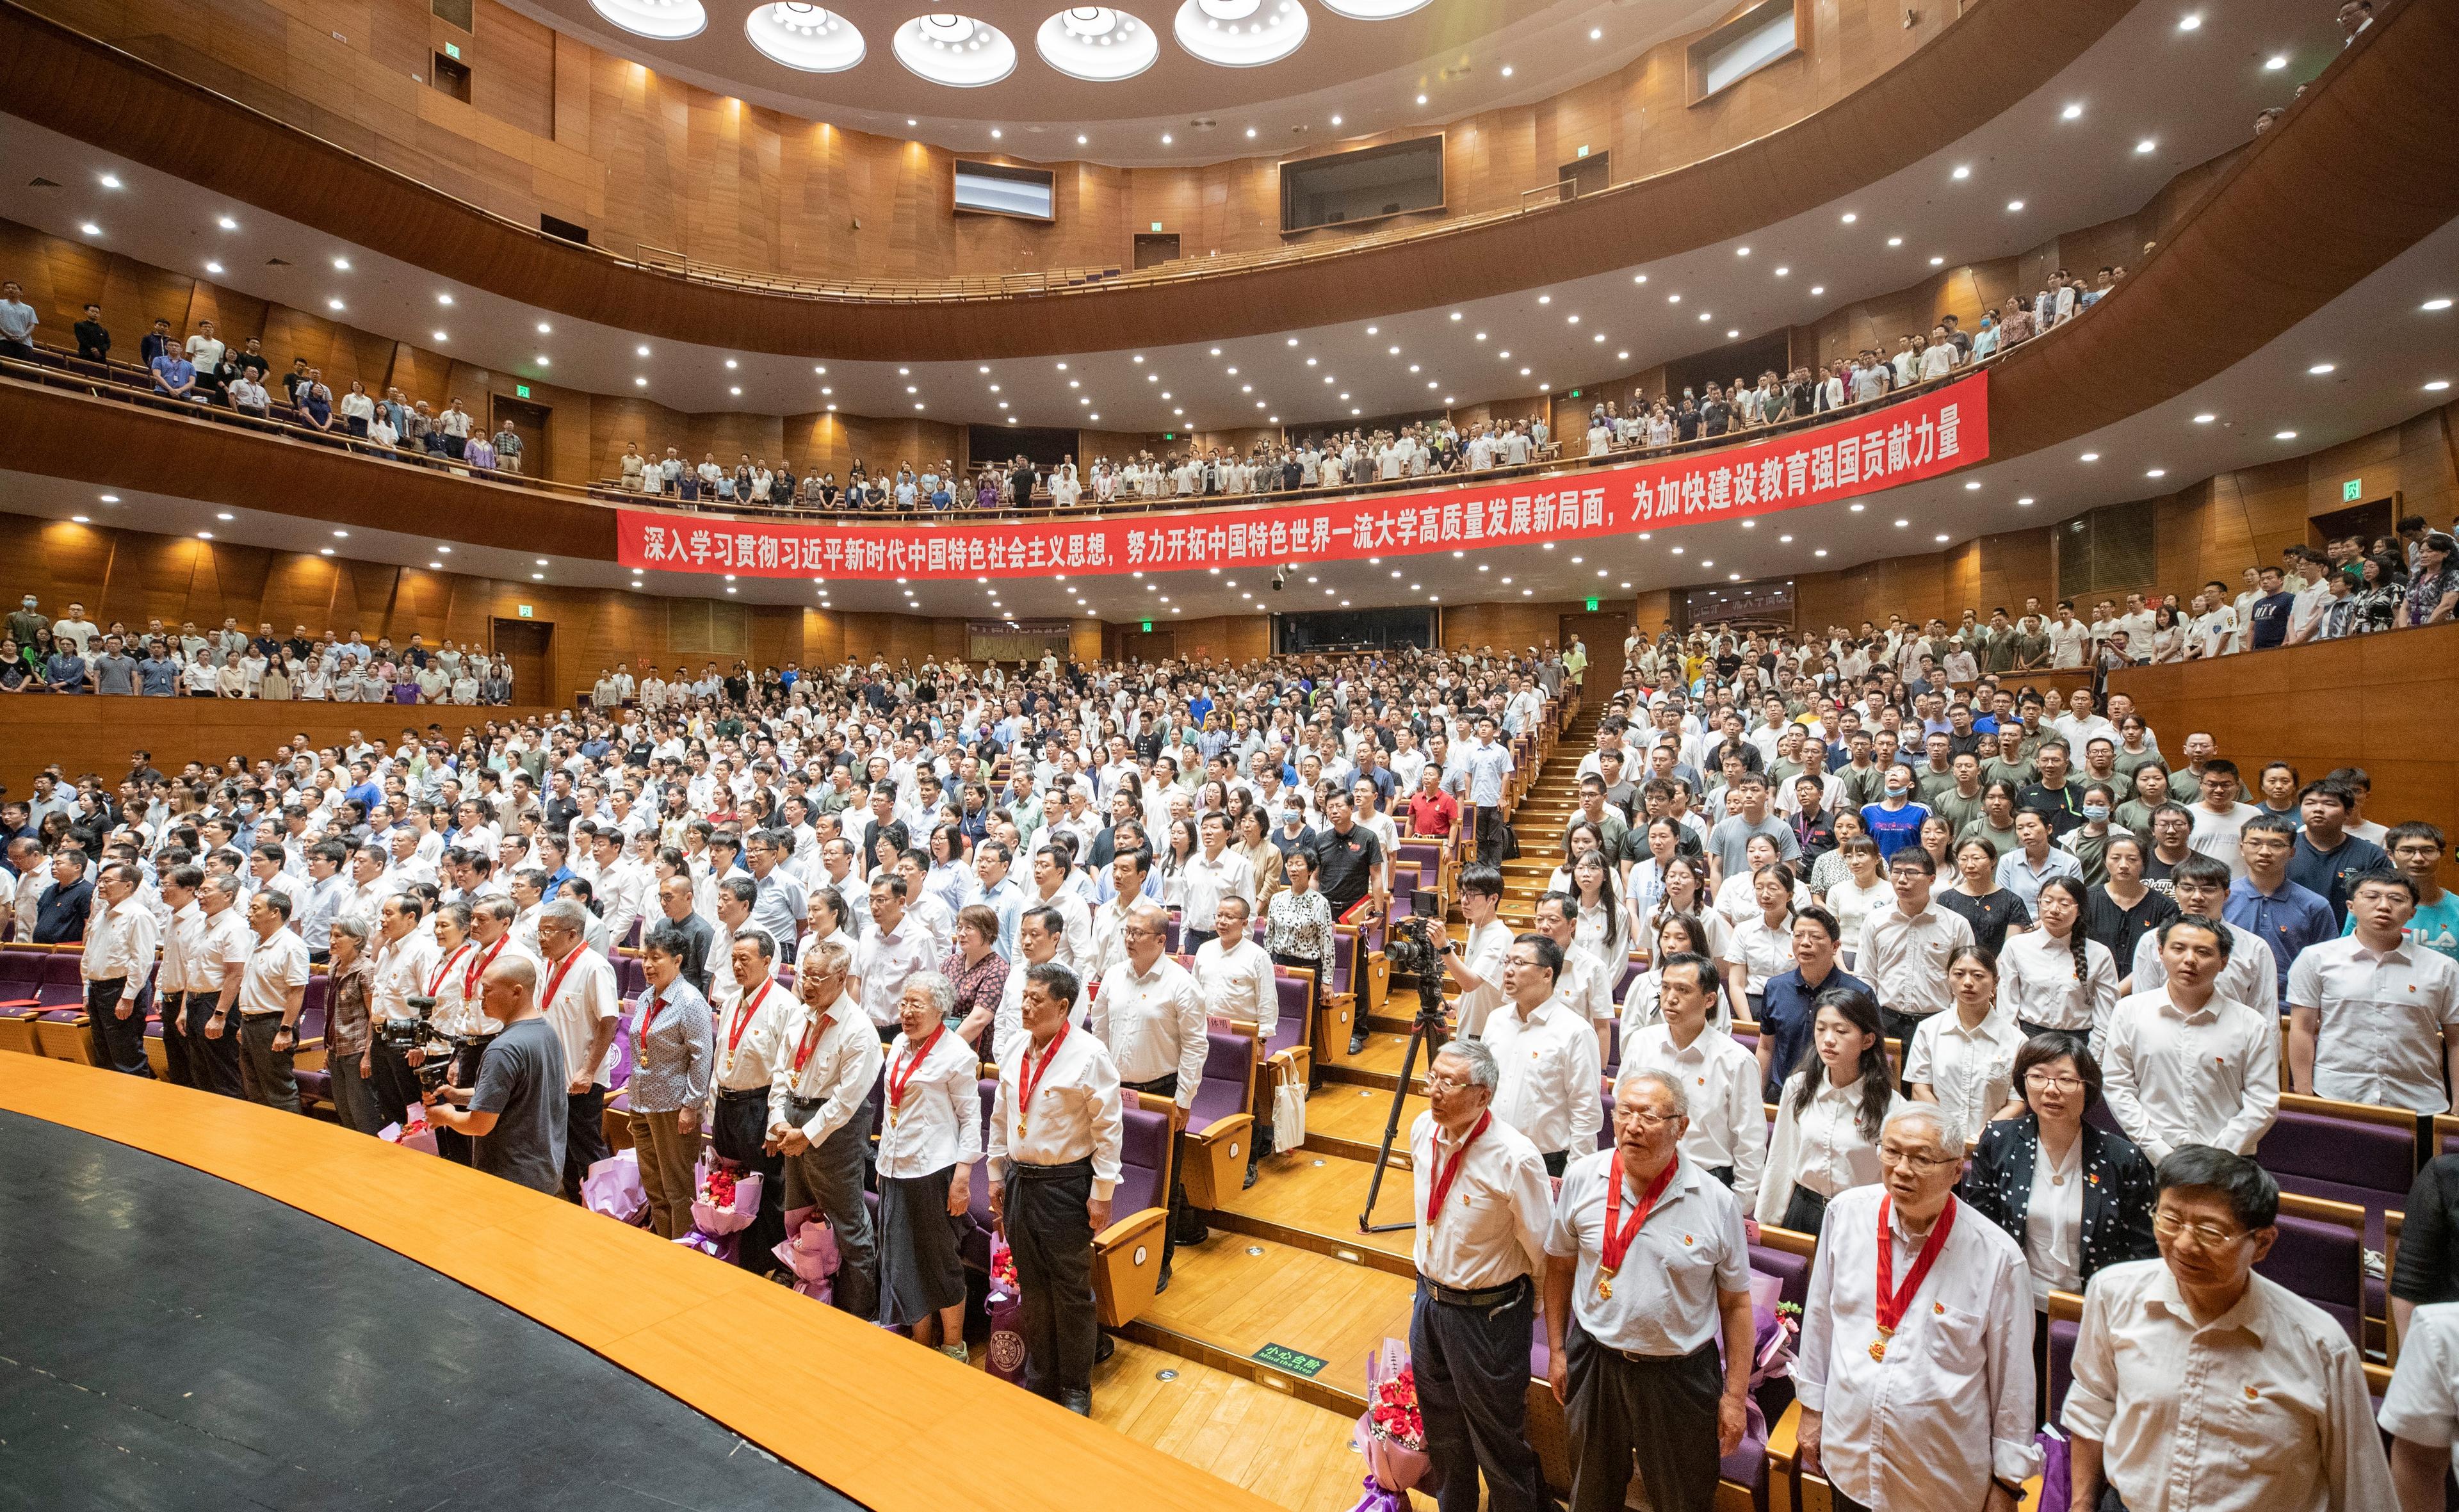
[423,952,565,1196]
[1443,865,1514,1037]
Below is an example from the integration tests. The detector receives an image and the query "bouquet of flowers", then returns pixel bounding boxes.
[674,1152,763,1262]
[379,1103,438,1156]
[1716,1271,1803,1478]
[982,1235,1027,1386]
[581,1149,649,1225]
[772,1206,840,1303]
[1349,1338,1431,1512]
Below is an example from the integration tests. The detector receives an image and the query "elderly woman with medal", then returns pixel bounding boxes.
[875,970,982,1361]
[1542,1066,1755,1512]
[1794,1103,2038,1512]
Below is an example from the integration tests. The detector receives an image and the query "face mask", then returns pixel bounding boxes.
[2082,804,2111,822]
[1283,809,1304,825]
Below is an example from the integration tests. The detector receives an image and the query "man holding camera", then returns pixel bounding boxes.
[425,952,566,1196]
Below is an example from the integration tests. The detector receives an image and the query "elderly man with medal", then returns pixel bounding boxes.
[1794,1103,2038,1511]
[1543,1066,1755,1512]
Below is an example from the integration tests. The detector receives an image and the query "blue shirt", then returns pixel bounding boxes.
[150,353,195,393]
[2286,833,2388,927]
[1758,963,1874,1091]
[136,656,181,695]
[2248,590,2295,649]
[1858,799,1931,860]
[976,874,1027,961]
[45,652,86,692]
[2222,875,2338,995]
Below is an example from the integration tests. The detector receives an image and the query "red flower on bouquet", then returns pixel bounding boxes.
[702,1165,740,1208]
[1364,1366,1425,1451]
[990,1248,1019,1293]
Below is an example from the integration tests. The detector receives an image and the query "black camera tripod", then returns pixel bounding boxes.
[1356,922,1454,1234]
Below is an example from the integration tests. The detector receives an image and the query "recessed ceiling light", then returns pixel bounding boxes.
[197,532,213,539]
[730,386,742,395]
[70,514,89,523]
[1814,549,1828,557]
[1774,266,1789,276]
[1811,286,1824,295]
[1415,93,1426,104]
[1330,114,1342,126]
[2309,362,2336,375]
[216,512,234,520]
[2428,381,2453,393]
[2147,468,2166,478]
[2275,429,2297,439]
[320,548,335,557]
[332,256,350,270]
[2135,138,2157,154]
[2062,102,2084,120]
[1929,256,1945,266]
[98,494,117,503]
[1726,329,1739,338]
[217,215,237,229]
[1538,295,1551,304]
[2266,53,2289,69]
[327,297,346,311]
[1894,518,1909,527]
[1965,481,1983,491]
[204,261,223,273]
[1951,165,1970,180]
[2080,451,2100,462]
[531,573,544,580]
[1161,133,1172,143]
[989,128,1003,139]
[437,293,453,305]
[1849,503,1865,513]
[2177,12,2200,30]
[1078,134,1089,144]
[2193,413,2216,423]
[79,222,101,236]
[2006,200,2024,212]
[1887,236,1903,247]
[437,546,450,553]
[429,561,442,569]
[2017,497,2034,505]
[2424,299,2455,312]
[97,172,121,189]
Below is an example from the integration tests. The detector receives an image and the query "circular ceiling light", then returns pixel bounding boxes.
[589,0,706,40]
[1319,0,1426,15]
[1174,0,1308,67]
[1037,7,1160,80]
[894,13,1019,86]
[747,4,865,71]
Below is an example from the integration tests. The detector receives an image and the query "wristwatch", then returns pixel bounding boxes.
[1992,1476,2027,1502]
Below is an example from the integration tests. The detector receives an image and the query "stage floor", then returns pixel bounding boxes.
[0,1109,861,1511]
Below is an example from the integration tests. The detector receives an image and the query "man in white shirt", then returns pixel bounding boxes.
[81,860,161,1077]
[2287,868,2459,1111]
[1858,847,1977,1063]
[365,893,441,1125]
[1619,953,1767,1214]
[988,961,1124,1415]
[585,827,651,952]
[1484,934,1605,1176]
[2187,760,2263,879]
[1409,1037,1554,1512]
[2065,1147,2392,1512]
[1796,1104,2039,1512]
[1442,867,1516,1038]
[2102,915,2279,1164]
[534,899,620,1199]
[1178,811,1255,951]
[1543,1066,1756,1512]
[1094,900,1209,1276]
[2046,603,2090,669]
[2380,1299,2459,1511]
[234,889,312,1112]
[767,941,882,1318]
[853,874,936,1033]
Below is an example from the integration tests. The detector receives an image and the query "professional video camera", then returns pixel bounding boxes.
[375,995,498,1094]
[1378,914,1452,1018]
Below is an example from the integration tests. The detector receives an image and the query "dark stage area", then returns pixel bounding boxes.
[0,1109,862,1511]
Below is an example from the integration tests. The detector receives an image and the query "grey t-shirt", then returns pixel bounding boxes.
[1707,813,1799,878]
[92,653,138,694]
[468,1016,567,1195]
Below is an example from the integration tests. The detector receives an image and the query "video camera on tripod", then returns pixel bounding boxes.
[1356,913,1459,1232]
[1377,915,1454,1023]
[374,995,499,1094]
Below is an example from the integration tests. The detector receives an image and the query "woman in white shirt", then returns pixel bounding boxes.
[1713,833,1810,924]
[339,380,376,437]
[294,658,330,701]
[876,971,982,1361]
[1905,945,2027,1137]
[1821,835,1892,966]
[216,653,252,698]
[1729,863,1801,1016]
[1645,854,1732,966]
[1620,914,1739,1044]
[182,648,219,697]
[1567,849,1627,975]
[1995,875,2119,1055]
[1754,987,1908,1233]
[1623,817,1686,940]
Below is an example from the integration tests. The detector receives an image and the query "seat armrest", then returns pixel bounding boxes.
[1090,1205,1171,1328]
[1764,1399,1803,1475]
[1182,1112,1254,1209]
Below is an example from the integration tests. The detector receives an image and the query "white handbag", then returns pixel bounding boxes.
[1271,1061,1307,1151]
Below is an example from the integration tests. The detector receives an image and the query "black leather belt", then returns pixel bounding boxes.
[1422,1274,1530,1308]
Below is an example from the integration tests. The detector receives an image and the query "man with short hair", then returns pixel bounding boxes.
[2104,916,2279,1162]
[80,860,161,1077]
[2289,870,2459,1112]
[767,941,882,1317]
[1795,1104,2038,1512]
[2065,1146,2391,1512]
[1483,933,1603,1177]
[2288,779,2389,926]
[234,889,311,1111]
[1858,847,1975,1056]
[1543,1067,1755,1512]
[1408,1037,1555,1512]
[535,898,620,1199]
[2223,815,2337,1000]
[423,952,566,1195]
[1619,953,1765,1210]
[1094,900,1210,1276]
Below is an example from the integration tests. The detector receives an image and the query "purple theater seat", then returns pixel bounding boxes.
[298,978,329,1041]
[2257,1107,2412,1249]
[614,954,648,1000]
[2255,1211,2365,1345]
[1614,957,1647,1004]
[1265,975,1310,1061]
[296,1066,332,1108]
[1189,1030,1253,1130]
[608,1007,636,1091]
[1113,1102,1171,1217]
[37,955,85,1007]
[961,1078,999,1275]
[0,947,45,1005]
[1162,913,1182,954]
[1181,1028,1258,1208]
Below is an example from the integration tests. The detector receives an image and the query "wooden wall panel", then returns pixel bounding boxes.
[0,695,572,792]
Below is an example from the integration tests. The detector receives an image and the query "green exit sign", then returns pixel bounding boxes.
[1150,221,1164,232]
[1141,621,1153,633]
[514,383,530,398]
[2344,478,2362,501]
[516,605,533,618]
[1162,432,1175,441]
[444,40,460,58]
[1570,389,1582,398]
[1586,597,1600,612]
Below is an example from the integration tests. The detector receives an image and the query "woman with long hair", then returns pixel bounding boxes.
[1623,816,1689,937]
[1997,875,2118,1055]
[1821,835,1891,968]
[1730,863,1801,1018]
[1647,853,1731,965]
[1233,806,1284,910]
[1155,817,1198,910]
[1755,988,1906,1233]
[1568,848,1626,973]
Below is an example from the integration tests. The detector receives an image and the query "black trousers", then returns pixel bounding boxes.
[1004,1158,1098,1403]
[84,977,151,1077]
[1780,1183,1830,1235]
[1543,1150,1570,1179]
[1411,1277,1547,1512]
[1878,1007,1931,1089]
[711,1086,785,1265]
[1564,1325,1723,1512]
[159,989,199,1089]
[562,1085,612,1203]
[170,992,244,1098]
[1475,806,1505,866]
[368,1041,425,1132]
[1119,1071,1203,1267]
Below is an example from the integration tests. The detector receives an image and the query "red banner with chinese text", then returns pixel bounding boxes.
[615,372,1986,581]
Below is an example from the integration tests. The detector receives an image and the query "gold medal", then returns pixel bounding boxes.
[1596,1268,1615,1299]
[889,1107,900,1126]
[1017,1121,1028,1141]
[1869,1338,1887,1362]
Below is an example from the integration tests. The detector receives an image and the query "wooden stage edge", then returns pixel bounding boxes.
[0,1056,1277,1512]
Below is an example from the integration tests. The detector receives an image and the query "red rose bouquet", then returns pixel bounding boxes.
[1349,1338,1432,1511]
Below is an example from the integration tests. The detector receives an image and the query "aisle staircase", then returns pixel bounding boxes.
[1108,695,1602,1503]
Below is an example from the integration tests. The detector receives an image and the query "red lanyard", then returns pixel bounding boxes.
[1424,1112,1491,1230]
[889,1026,945,1111]
[790,1009,832,1074]
[540,947,587,1016]
[1600,1153,1680,1275]
[427,943,471,998]
[1016,1023,1070,1131]
[726,979,777,1059]
[1872,1194,1959,1356]
[637,989,667,1042]
[465,933,508,998]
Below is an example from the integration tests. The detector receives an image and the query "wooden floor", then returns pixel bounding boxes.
[1303,1080,1431,1155]
[1092,1338,1433,1512]
[1212,1148,1418,1272]
[1137,1233,1419,1411]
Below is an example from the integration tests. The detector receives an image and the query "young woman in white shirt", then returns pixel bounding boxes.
[1754,987,1907,1234]
[1729,863,1801,1019]
[1645,854,1732,966]
[1714,833,1810,924]
[1620,913,1739,1043]
[1996,875,2120,1054]
[1621,817,1686,938]
[1905,945,2027,1134]
[1566,849,1627,975]
[1821,835,1892,967]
